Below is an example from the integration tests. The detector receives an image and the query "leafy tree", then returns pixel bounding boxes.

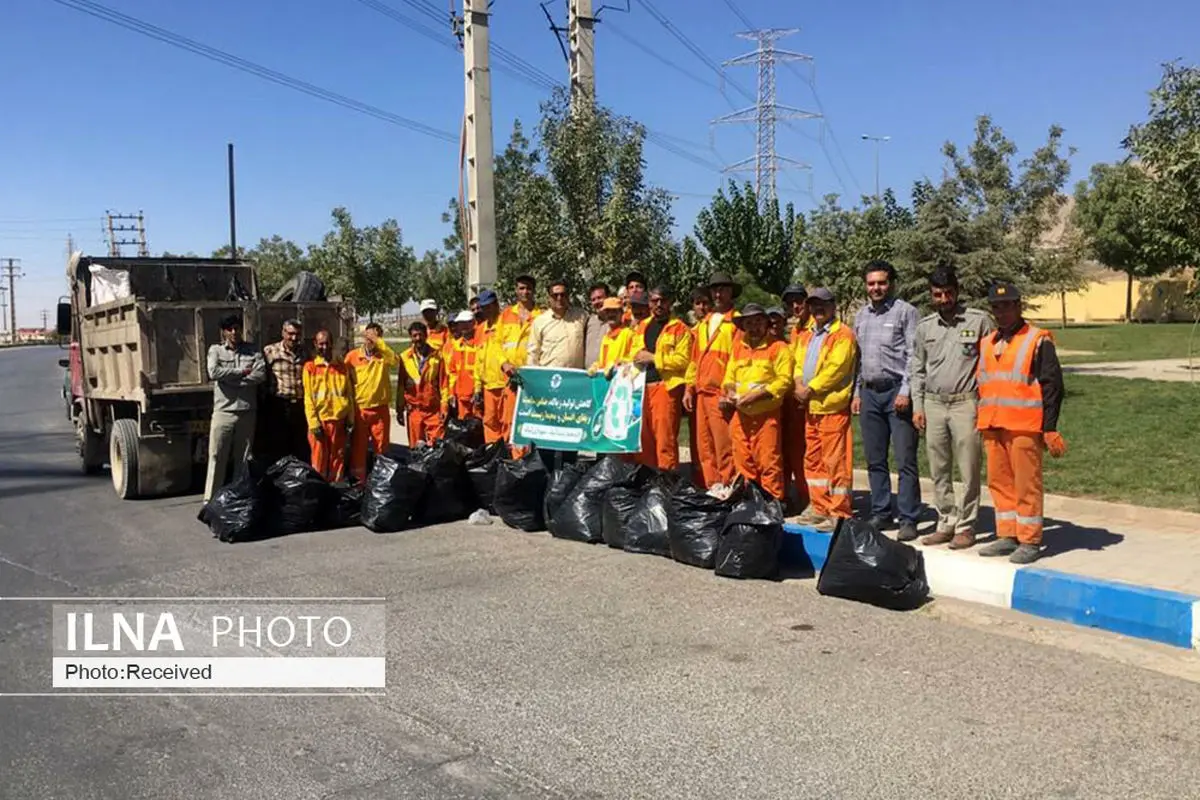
[308,207,415,318]
[693,181,799,296]
[796,195,868,318]
[1073,161,1179,322]
[244,235,308,297]
[414,249,468,316]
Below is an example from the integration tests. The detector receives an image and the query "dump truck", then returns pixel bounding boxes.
[57,254,355,500]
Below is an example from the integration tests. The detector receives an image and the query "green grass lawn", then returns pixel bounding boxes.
[1051,322,1200,364]
[680,375,1200,511]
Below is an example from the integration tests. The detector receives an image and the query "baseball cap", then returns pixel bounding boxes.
[988,282,1021,303]
[600,297,624,313]
[781,284,808,303]
[452,310,475,323]
[477,289,499,307]
[766,306,786,319]
[806,287,835,303]
[736,302,767,320]
[419,299,439,312]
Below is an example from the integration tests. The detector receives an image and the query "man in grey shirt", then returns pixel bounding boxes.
[852,259,921,540]
[204,312,266,502]
[583,282,610,369]
[909,266,993,549]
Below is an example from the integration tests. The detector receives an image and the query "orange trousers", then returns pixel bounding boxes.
[350,405,391,484]
[482,388,513,444]
[804,410,853,518]
[406,407,444,447]
[453,395,478,420]
[639,383,682,471]
[309,419,348,483]
[782,398,810,510]
[693,392,735,488]
[731,410,785,500]
[983,429,1044,545]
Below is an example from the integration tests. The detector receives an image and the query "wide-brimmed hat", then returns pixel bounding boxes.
[708,271,743,298]
[766,306,786,319]
[733,303,767,327]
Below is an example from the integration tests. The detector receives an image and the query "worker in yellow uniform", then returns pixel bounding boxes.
[629,285,693,470]
[398,321,450,446]
[781,284,812,511]
[683,272,741,489]
[344,322,399,484]
[473,290,509,443]
[302,328,354,483]
[792,287,858,531]
[419,299,451,352]
[720,304,794,500]
[588,297,633,374]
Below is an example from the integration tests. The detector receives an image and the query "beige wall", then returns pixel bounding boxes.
[1026,274,1196,323]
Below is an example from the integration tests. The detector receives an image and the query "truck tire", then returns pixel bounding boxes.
[76,412,105,476]
[109,418,140,499]
[271,271,326,302]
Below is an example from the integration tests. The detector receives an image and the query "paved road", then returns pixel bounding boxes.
[4,345,1200,799]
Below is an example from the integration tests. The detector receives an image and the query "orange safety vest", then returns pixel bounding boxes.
[426,324,451,353]
[689,310,741,395]
[445,337,478,399]
[976,322,1049,434]
[399,345,448,412]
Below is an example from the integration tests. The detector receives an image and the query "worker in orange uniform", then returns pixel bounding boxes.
[781,284,812,512]
[445,310,480,420]
[683,272,741,488]
[620,269,648,325]
[685,287,713,479]
[976,282,1066,564]
[419,299,451,352]
[588,297,633,374]
[792,287,858,531]
[302,329,353,483]
[345,322,398,484]
[629,286,693,470]
[719,304,793,500]
[398,321,449,447]
[473,289,511,444]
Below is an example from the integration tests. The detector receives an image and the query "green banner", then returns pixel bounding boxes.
[510,365,644,453]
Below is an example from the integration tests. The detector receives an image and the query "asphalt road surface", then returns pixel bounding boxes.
[3,344,1200,799]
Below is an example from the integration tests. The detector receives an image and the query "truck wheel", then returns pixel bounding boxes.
[271,271,326,302]
[109,418,140,499]
[76,412,105,475]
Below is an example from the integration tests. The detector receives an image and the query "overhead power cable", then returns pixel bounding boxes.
[48,0,458,143]
[604,22,717,91]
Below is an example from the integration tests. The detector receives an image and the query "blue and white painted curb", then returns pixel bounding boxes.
[782,523,1200,651]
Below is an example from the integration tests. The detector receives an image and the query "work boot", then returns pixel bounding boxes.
[948,531,976,550]
[921,529,955,547]
[978,538,1018,557]
[897,521,919,542]
[794,507,823,526]
[868,514,893,531]
[1009,544,1042,565]
[811,516,837,533]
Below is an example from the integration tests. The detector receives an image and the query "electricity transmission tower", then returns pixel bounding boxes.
[104,210,149,257]
[454,0,498,297]
[711,29,819,206]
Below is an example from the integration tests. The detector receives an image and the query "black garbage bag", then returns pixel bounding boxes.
[668,479,743,568]
[544,461,592,538]
[625,472,678,557]
[493,450,549,531]
[319,482,364,530]
[464,442,506,512]
[203,470,266,543]
[361,452,429,533]
[411,441,474,525]
[554,456,641,544]
[715,482,785,580]
[601,469,653,549]
[444,416,484,450]
[265,456,328,535]
[817,517,930,610]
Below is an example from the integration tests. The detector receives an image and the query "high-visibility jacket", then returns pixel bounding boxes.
[977,322,1051,433]
[789,318,815,345]
[685,310,741,395]
[722,337,795,416]
[445,336,479,400]
[630,317,693,391]
[400,345,449,413]
[593,326,633,371]
[344,339,398,410]
[426,324,451,353]
[477,304,541,390]
[302,357,353,429]
[793,319,857,415]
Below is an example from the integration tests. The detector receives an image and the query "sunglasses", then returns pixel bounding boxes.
[550,291,569,299]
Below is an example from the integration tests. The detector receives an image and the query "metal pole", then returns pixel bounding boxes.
[861,134,889,202]
[227,143,238,259]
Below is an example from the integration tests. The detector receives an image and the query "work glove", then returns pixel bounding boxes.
[1044,432,1067,458]
[508,372,524,390]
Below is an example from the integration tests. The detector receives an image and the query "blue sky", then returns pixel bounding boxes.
[1,0,1197,326]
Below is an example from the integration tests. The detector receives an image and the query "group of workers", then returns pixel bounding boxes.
[202,259,1067,565]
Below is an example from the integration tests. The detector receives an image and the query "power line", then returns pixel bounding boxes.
[634,0,755,103]
[49,0,458,143]
[603,22,717,90]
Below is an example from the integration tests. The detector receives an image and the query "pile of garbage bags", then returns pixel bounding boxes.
[199,447,929,606]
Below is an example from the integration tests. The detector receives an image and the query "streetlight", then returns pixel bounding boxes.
[861,134,890,201]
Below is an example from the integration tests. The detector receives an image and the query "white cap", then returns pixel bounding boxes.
[452,310,475,323]
[419,299,439,312]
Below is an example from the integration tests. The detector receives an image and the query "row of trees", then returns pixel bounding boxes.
[197,62,1199,323]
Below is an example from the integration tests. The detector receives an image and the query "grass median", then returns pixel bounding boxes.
[679,375,1200,512]
[1052,322,1199,364]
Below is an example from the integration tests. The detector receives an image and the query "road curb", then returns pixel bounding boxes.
[782,523,1200,650]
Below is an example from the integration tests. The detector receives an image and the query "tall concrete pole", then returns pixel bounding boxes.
[568,0,595,110]
[2,258,22,344]
[861,134,890,202]
[463,0,498,297]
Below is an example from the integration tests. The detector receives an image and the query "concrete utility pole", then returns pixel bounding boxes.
[568,0,595,110]
[711,29,819,207]
[104,211,149,257]
[40,308,48,332]
[2,258,22,344]
[861,134,890,201]
[458,0,498,298]
[0,286,8,336]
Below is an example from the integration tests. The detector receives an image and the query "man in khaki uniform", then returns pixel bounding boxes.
[909,265,993,549]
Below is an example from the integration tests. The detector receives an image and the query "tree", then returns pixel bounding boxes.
[308,207,415,318]
[414,249,468,315]
[1073,161,1178,322]
[1124,61,1200,268]
[693,181,799,296]
[244,235,307,297]
[796,195,867,318]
